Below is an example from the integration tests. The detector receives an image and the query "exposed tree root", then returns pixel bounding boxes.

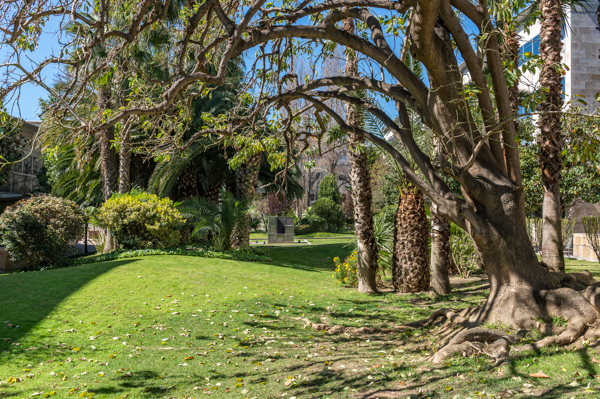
[414,271,600,363]
[293,270,600,365]
[291,317,415,335]
[430,328,526,364]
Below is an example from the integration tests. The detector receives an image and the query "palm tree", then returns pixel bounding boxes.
[494,0,588,272]
[538,0,566,272]
[178,191,249,251]
[392,182,430,293]
[232,152,262,249]
[343,17,378,294]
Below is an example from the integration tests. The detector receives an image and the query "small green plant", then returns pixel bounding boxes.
[178,191,249,251]
[333,251,358,287]
[96,190,185,249]
[0,196,86,266]
[551,315,568,327]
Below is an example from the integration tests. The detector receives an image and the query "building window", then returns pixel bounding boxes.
[519,35,540,66]
[338,173,346,181]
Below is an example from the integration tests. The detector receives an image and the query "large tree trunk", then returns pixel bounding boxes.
[344,17,378,294]
[539,0,565,272]
[430,203,451,295]
[392,184,430,293]
[97,86,118,252]
[232,152,261,249]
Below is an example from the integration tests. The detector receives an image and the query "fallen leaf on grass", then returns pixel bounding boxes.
[284,379,293,386]
[529,371,550,378]
[592,358,600,363]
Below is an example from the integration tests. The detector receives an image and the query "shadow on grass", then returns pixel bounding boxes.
[0,259,139,353]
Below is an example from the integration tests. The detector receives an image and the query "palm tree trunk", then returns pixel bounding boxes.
[539,0,565,272]
[343,17,378,294]
[392,183,430,293]
[118,124,131,194]
[232,152,261,249]
[430,203,451,295]
[98,86,118,252]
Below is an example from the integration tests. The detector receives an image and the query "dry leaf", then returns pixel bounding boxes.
[529,371,549,378]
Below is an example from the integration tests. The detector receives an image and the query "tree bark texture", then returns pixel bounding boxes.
[97,86,118,252]
[232,152,261,249]
[118,125,131,194]
[430,203,451,295]
[97,87,118,201]
[344,17,378,294]
[392,184,430,293]
[538,0,565,272]
[178,165,199,199]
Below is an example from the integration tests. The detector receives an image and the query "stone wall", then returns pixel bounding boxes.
[568,0,600,111]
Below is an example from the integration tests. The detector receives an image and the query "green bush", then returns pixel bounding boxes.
[96,190,185,249]
[0,196,86,266]
[308,198,345,232]
[318,175,342,205]
[296,214,328,235]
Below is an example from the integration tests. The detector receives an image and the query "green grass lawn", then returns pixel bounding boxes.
[1,244,600,398]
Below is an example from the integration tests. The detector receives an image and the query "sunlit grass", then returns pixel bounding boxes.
[1,245,599,398]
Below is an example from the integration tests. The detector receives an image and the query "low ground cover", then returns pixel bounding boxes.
[1,245,600,398]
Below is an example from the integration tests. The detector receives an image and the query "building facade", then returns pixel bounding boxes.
[0,120,43,213]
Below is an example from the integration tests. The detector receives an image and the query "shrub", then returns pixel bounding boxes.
[296,214,327,235]
[308,197,345,231]
[177,191,249,251]
[0,196,86,265]
[333,251,358,286]
[318,175,342,205]
[96,190,185,249]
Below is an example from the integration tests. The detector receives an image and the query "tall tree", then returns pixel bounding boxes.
[538,0,566,272]
[430,203,452,295]
[343,17,378,294]
[232,152,262,249]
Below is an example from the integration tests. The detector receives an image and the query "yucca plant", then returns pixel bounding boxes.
[178,191,249,251]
